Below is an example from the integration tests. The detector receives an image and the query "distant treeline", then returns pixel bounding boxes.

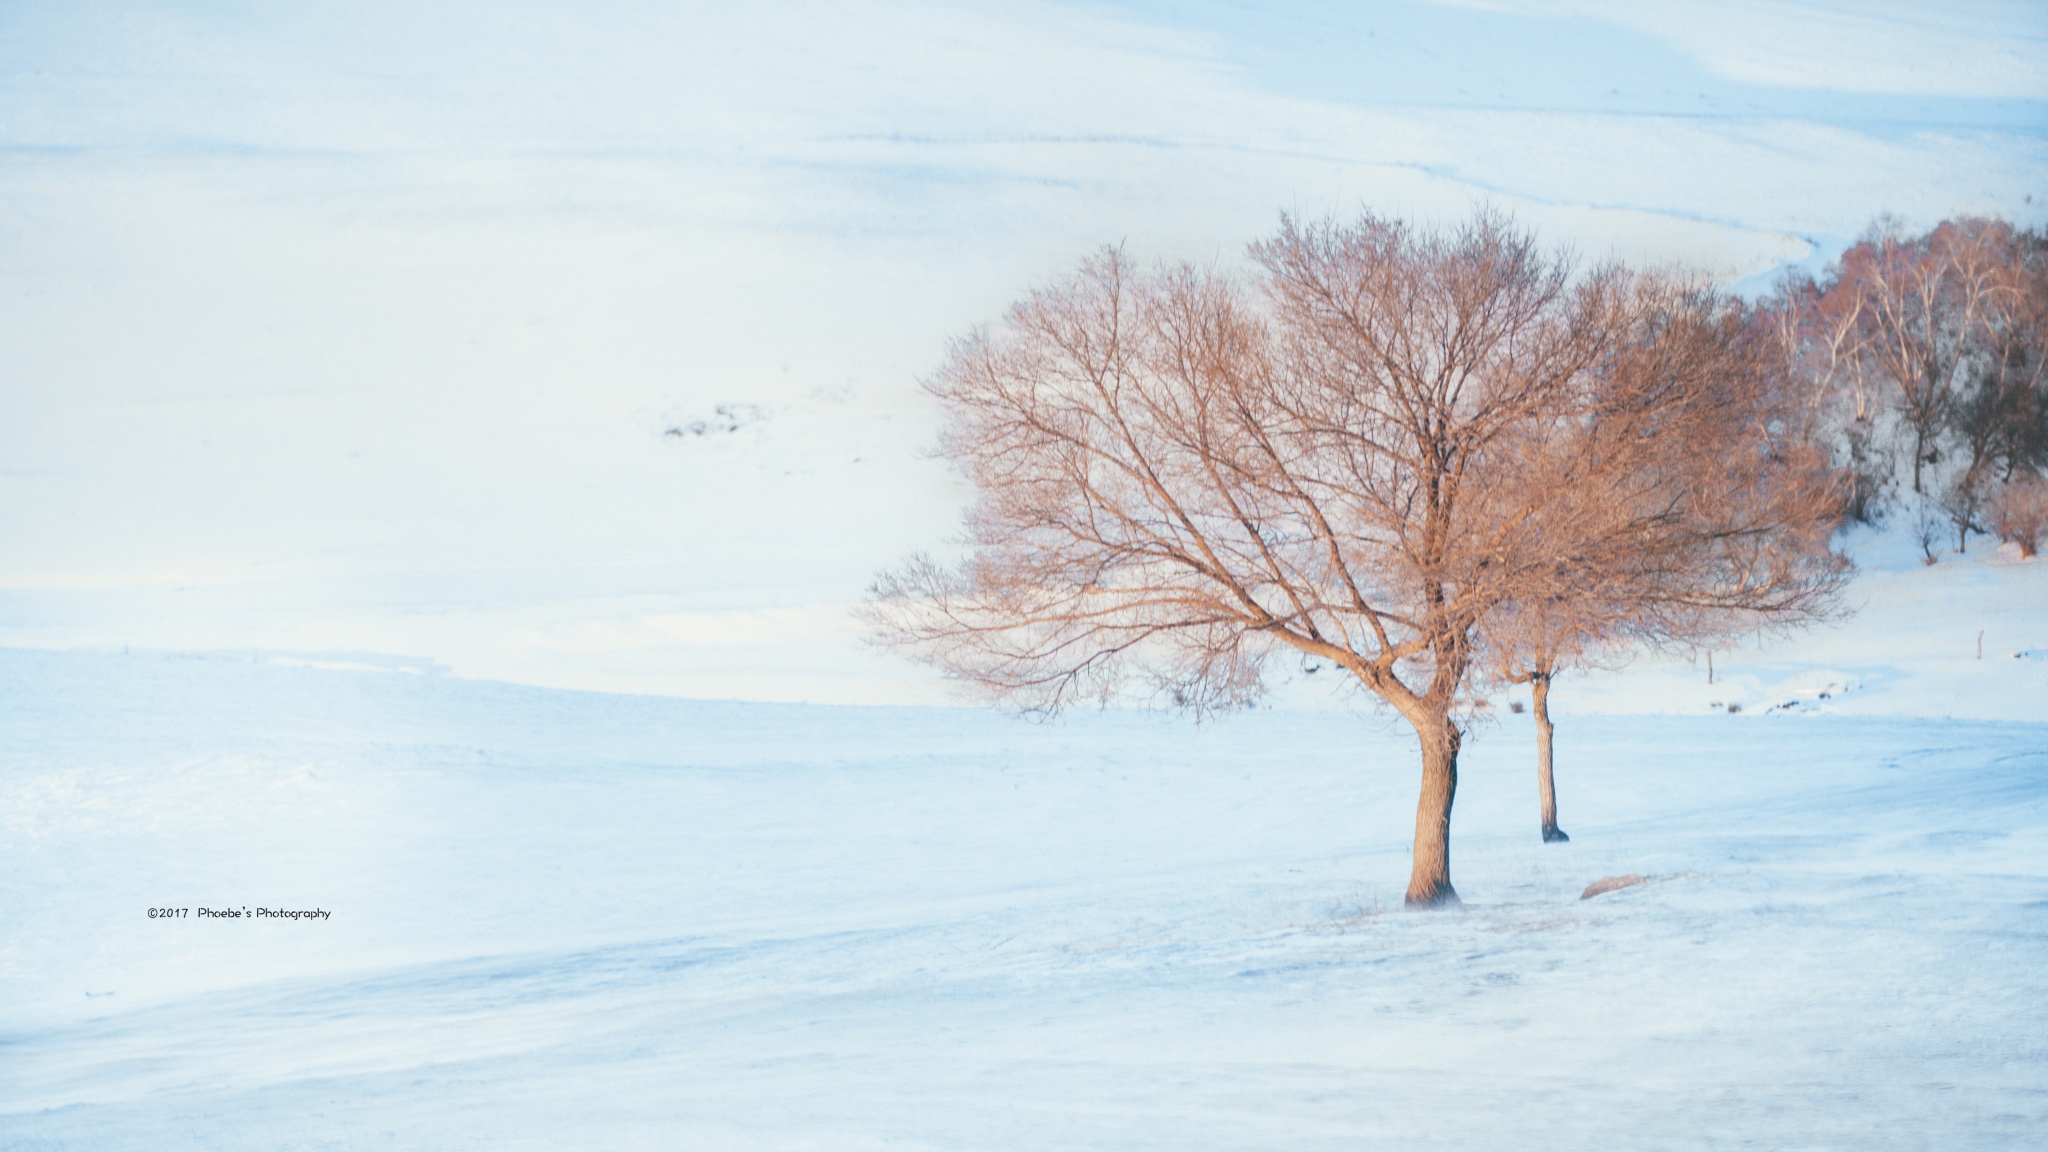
[1764,216,2048,558]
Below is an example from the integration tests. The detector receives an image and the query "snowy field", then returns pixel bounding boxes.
[3,562,2045,1148]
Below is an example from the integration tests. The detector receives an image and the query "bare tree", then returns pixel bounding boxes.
[1482,293,1849,842]
[1766,265,1886,520]
[868,210,1836,907]
[1989,472,2048,558]
[1947,226,2048,548]
[1486,602,1603,844]
[1829,218,2017,496]
[1911,502,1946,565]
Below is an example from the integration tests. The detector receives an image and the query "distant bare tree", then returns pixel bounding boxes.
[1989,472,2048,558]
[1936,475,1989,554]
[869,210,1841,907]
[1766,264,1886,520]
[1828,218,2018,496]
[1911,503,1946,565]
[1947,227,2048,551]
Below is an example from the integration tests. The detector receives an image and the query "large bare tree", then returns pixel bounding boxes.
[868,210,1832,907]
[1483,293,1850,842]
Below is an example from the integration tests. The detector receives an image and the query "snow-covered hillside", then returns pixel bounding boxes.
[2,641,2043,1148]
[3,0,2043,705]
[1525,528,2048,723]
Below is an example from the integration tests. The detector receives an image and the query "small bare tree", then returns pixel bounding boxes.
[869,210,1837,907]
[1911,502,1946,565]
[1989,472,2048,558]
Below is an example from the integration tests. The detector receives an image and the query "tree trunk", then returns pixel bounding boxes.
[1531,674,1568,843]
[1403,709,1461,908]
[1900,414,1933,496]
[1911,421,1927,494]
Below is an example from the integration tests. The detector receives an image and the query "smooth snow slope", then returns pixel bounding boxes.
[2,648,2043,1148]
[1522,530,2048,723]
[3,0,2042,705]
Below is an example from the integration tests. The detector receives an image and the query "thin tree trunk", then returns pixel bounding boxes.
[1404,710,1461,908]
[1531,674,1568,843]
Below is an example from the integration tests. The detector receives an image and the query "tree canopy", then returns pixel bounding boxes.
[869,209,1847,906]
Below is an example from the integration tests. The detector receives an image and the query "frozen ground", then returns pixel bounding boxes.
[2,643,2044,1149]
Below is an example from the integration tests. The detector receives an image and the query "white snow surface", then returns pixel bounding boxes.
[1518,527,2048,723]
[2,642,2044,1148]
[3,4,2046,1145]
